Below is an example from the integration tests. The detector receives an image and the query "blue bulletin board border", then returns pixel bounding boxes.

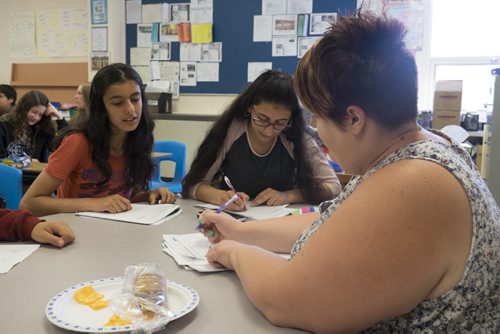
[125,0,356,94]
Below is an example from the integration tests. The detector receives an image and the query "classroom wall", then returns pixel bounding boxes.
[0,0,87,83]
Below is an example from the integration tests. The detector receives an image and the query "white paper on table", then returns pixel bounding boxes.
[195,203,295,220]
[253,15,272,42]
[162,233,227,272]
[0,244,39,274]
[76,204,181,225]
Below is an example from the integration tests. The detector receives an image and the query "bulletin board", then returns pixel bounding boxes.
[125,0,356,94]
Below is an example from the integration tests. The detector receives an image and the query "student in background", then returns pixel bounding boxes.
[69,83,90,128]
[0,208,74,248]
[200,13,500,332]
[0,84,17,115]
[21,63,176,216]
[182,70,341,210]
[0,90,67,162]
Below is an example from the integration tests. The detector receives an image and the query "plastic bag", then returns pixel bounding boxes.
[111,263,172,333]
[1,142,31,168]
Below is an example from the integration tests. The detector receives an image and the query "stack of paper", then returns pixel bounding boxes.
[195,203,296,220]
[162,233,227,272]
[76,203,182,225]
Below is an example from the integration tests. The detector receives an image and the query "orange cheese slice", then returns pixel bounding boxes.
[104,314,133,327]
[73,286,109,310]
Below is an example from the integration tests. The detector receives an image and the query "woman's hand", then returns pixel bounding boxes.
[91,194,132,213]
[198,209,242,244]
[148,187,176,204]
[220,190,249,211]
[206,239,250,270]
[31,221,75,248]
[252,188,289,206]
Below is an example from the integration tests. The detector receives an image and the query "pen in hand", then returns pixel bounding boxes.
[224,176,247,210]
[195,193,240,236]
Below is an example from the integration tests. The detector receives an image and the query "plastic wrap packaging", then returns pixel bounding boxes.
[111,263,172,333]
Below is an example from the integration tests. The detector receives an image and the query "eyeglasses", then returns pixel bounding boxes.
[251,111,292,131]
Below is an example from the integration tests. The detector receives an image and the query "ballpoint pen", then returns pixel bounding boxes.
[195,193,240,236]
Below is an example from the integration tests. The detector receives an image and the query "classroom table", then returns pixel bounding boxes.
[0,199,305,334]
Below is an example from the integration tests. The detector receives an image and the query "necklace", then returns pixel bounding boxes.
[364,125,421,171]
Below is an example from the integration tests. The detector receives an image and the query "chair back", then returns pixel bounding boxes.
[0,164,23,209]
[151,141,187,193]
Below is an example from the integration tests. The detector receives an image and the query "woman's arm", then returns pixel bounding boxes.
[207,160,473,332]
[201,210,318,253]
[20,171,131,216]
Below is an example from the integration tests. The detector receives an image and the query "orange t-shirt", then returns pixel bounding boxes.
[46,133,133,199]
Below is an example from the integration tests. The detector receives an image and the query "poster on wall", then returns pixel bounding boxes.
[92,26,107,52]
[91,52,110,71]
[91,0,108,25]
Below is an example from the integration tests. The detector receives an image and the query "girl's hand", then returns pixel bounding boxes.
[220,190,249,211]
[149,187,176,204]
[45,103,64,120]
[91,194,132,213]
[252,188,289,206]
[198,209,241,244]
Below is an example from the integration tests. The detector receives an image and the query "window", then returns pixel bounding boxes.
[427,0,500,111]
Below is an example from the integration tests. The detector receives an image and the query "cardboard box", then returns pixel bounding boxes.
[433,80,463,111]
[432,110,461,130]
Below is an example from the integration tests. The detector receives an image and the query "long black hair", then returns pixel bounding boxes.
[53,63,154,191]
[182,69,324,203]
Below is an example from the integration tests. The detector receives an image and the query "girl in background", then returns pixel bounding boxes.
[0,90,67,162]
[182,70,341,210]
[21,63,175,216]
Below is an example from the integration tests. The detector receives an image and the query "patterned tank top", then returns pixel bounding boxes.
[291,133,500,332]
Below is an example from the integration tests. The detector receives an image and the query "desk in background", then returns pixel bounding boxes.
[0,199,304,333]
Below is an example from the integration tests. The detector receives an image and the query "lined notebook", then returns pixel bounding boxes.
[76,203,182,225]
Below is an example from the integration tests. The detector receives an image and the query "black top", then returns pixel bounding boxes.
[0,119,68,162]
[215,133,296,199]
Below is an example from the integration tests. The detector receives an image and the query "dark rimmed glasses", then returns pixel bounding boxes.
[250,110,292,131]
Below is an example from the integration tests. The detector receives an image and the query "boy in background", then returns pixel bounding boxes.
[0,84,17,115]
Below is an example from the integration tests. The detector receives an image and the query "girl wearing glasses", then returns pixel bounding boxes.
[182,70,341,211]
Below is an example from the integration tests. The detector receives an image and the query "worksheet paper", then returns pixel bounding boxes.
[162,233,290,273]
[0,244,39,274]
[76,204,181,225]
[194,203,296,220]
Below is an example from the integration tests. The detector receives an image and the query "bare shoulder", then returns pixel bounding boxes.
[282,158,472,331]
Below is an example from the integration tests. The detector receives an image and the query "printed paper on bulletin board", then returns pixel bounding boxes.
[36,8,89,58]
